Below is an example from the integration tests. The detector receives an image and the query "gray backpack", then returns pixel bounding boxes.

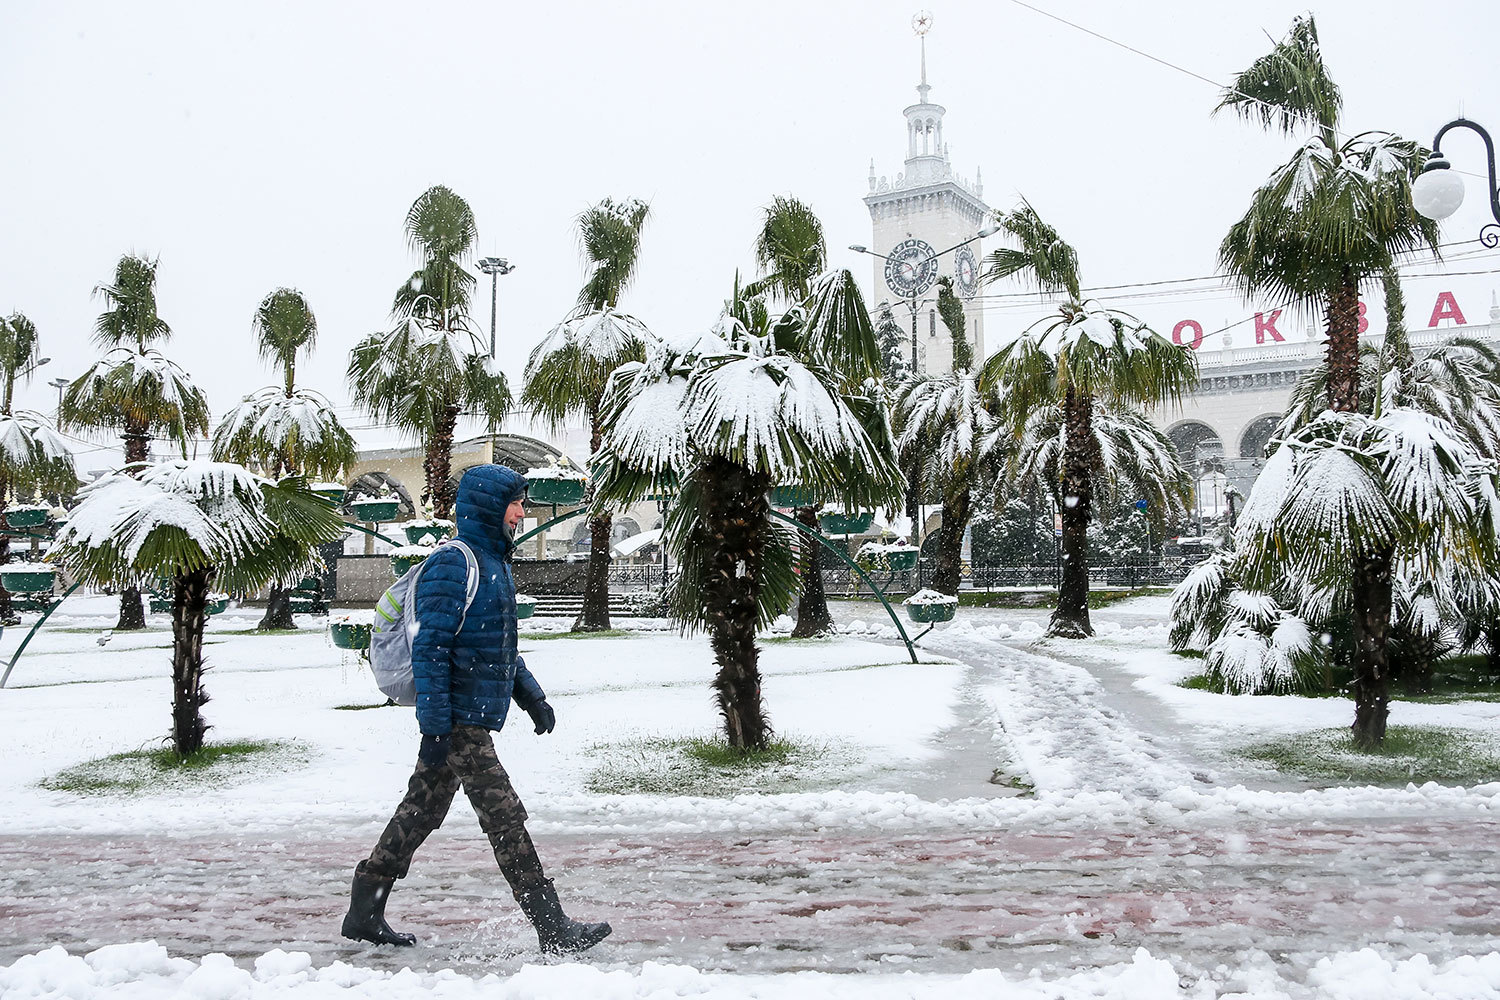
[368,539,479,706]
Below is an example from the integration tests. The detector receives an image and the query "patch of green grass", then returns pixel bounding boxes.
[519,629,633,641]
[585,733,852,796]
[1172,649,1205,660]
[39,739,308,796]
[333,701,397,711]
[218,627,303,635]
[762,635,838,644]
[1178,672,1226,692]
[1240,726,1500,786]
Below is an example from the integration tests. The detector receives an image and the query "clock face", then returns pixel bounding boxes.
[884,238,939,297]
[954,245,980,299]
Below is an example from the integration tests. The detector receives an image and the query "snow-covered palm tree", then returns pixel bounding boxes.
[214,288,356,629]
[61,255,210,630]
[51,462,344,757]
[748,197,881,637]
[523,197,651,632]
[0,313,75,621]
[1231,268,1500,744]
[1170,551,1320,694]
[591,288,902,749]
[980,203,1197,637]
[349,319,509,519]
[894,282,1001,594]
[983,297,1197,637]
[1235,406,1499,746]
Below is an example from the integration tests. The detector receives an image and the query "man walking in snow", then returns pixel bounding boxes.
[341,464,611,954]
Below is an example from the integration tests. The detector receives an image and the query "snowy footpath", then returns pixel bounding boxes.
[2,596,1498,998]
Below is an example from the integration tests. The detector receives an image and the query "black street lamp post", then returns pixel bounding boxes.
[1412,117,1500,247]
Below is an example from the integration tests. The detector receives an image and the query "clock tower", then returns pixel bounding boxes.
[863,13,991,373]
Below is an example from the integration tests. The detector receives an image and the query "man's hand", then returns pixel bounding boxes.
[418,733,450,767]
[527,700,556,735]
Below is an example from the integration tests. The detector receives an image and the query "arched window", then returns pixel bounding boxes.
[1239,414,1281,460]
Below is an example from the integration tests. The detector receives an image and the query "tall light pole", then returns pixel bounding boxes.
[48,376,69,418]
[1411,117,1500,247]
[849,225,996,374]
[476,257,516,358]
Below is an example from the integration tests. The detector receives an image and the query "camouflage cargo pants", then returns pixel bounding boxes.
[364,724,543,883]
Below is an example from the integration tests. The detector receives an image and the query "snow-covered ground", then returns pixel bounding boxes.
[2,593,1498,999]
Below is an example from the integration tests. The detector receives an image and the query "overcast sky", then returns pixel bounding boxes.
[3,0,1498,457]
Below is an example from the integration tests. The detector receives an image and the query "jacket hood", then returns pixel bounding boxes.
[454,464,529,556]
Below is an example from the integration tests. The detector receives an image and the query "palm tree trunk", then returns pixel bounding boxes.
[790,505,833,637]
[1351,545,1395,749]
[1325,270,1362,413]
[259,453,296,631]
[577,414,612,632]
[1328,269,1395,747]
[0,473,12,625]
[932,486,971,597]
[1050,387,1095,638]
[702,457,772,750]
[575,513,614,632]
[425,404,461,520]
[170,565,215,757]
[258,587,295,630]
[117,420,151,631]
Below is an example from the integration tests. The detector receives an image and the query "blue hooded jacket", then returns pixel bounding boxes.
[412,464,546,737]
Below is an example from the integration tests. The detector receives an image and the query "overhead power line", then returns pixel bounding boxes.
[1004,0,1489,181]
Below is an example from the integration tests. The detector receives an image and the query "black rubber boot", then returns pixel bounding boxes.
[512,874,611,954]
[341,861,416,947]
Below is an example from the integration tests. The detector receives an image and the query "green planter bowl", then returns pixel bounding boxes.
[819,511,875,535]
[4,508,50,528]
[770,485,818,508]
[515,600,536,620]
[906,601,957,623]
[329,621,372,650]
[1,569,54,593]
[886,549,919,571]
[390,552,431,577]
[313,486,347,505]
[405,523,451,546]
[206,598,230,616]
[348,499,401,522]
[527,478,586,506]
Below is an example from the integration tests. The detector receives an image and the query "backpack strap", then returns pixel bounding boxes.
[407,539,480,633]
[447,539,480,632]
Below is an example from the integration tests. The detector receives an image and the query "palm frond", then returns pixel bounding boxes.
[253,288,317,391]
[576,197,650,310]
[981,200,1081,299]
[92,254,172,350]
[753,196,826,305]
[1214,14,1342,137]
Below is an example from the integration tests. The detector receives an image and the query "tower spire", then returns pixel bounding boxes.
[913,10,934,103]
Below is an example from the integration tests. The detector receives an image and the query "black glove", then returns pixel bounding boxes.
[418,733,450,767]
[527,700,556,735]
